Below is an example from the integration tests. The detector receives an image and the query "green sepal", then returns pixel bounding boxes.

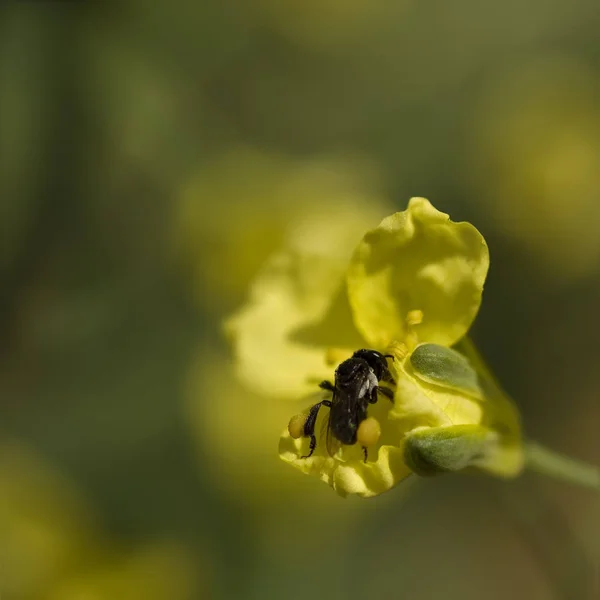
[404,424,496,476]
[409,343,483,400]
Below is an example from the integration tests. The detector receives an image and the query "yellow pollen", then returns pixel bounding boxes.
[406,309,424,327]
[288,413,308,439]
[386,340,409,361]
[357,417,381,447]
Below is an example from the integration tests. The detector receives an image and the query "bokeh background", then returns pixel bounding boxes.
[1,1,599,599]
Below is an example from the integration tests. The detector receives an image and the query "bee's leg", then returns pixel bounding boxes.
[362,446,368,463]
[381,356,396,384]
[377,386,395,403]
[319,380,335,392]
[301,399,332,459]
[368,386,379,404]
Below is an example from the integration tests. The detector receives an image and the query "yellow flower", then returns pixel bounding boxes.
[0,442,97,598]
[467,55,600,279]
[0,442,204,600]
[175,148,390,313]
[227,198,523,498]
[42,542,200,600]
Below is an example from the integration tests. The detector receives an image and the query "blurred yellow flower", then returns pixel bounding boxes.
[184,181,400,547]
[175,148,390,313]
[468,55,600,279]
[0,442,203,600]
[0,442,98,598]
[227,198,523,497]
[42,542,199,600]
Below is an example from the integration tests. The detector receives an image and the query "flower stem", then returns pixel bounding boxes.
[524,441,600,491]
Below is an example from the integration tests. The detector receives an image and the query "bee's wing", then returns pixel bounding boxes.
[324,420,342,457]
[322,390,342,457]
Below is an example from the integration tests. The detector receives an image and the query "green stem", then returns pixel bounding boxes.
[524,441,600,491]
[458,336,600,492]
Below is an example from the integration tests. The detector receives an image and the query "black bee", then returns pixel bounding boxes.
[300,349,395,462]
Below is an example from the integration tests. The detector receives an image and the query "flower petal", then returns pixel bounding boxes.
[453,337,524,477]
[226,193,391,399]
[390,348,484,431]
[347,197,489,348]
[226,250,348,399]
[279,431,412,499]
[279,375,416,498]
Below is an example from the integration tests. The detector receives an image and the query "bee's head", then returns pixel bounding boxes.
[351,349,393,381]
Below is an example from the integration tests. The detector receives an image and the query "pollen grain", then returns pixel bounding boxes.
[357,416,381,447]
[288,413,308,439]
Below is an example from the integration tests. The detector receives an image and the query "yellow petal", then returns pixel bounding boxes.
[226,195,390,399]
[0,443,97,598]
[454,337,524,477]
[278,377,414,498]
[391,352,484,431]
[226,250,353,399]
[468,56,600,280]
[43,543,199,600]
[347,197,489,348]
[279,432,412,499]
[177,148,392,310]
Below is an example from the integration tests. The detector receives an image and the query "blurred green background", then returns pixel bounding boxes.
[1,1,599,599]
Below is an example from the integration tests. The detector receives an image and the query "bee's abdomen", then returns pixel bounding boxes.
[330,414,359,445]
[334,428,357,445]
